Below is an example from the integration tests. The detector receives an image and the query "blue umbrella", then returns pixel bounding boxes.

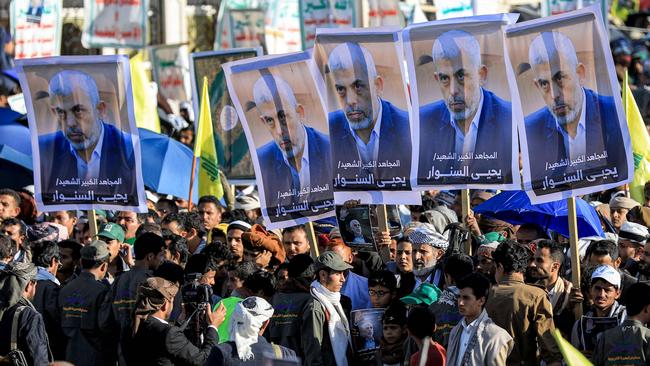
[0,118,31,156]
[139,128,198,203]
[0,144,33,189]
[473,190,604,238]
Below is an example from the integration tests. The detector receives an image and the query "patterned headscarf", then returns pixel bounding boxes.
[132,277,179,336]
[229,296,274,361]
[0,262,36,318]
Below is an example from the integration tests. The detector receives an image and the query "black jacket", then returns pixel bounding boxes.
[206,336,297,366]
[269,280,313,357]
[0,298,51,366]
[33,277,65,360]
[131,316,218,366]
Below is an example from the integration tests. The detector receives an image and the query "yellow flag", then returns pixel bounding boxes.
[624,72,650,204]
[194,77,224,199]
[130,52,160,133]
[552,329,593,366]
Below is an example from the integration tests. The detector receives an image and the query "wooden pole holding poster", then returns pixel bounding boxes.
[376,204,392,263]
[88,210,99,238]
[461,189,472,255]
[305,221,320,258]
[567,197,583,318]
[187,156,198,212]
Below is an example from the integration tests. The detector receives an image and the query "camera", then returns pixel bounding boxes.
[181,273,213,305]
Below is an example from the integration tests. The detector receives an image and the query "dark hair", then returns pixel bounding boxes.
[536,239,565,264]
[167,235,189,266]
[198,195,224,211]
[457,272,491,302]
[517,223,548,240]
[146,209,161,225]
[156,198,178,216]
[154,261,184,285]
[282,224,306,236]
[625,282,650,316]
[586,240,619,261]
[287,254,314,279]
[228,261,257,281]
[368,270,397,292]
[161,213,187,232]
[382,301,407,325]
[243,270,276,298]
[185,253,217,276]
[183,211,206,237]
[0,234,16,259]
[406,305,436,339]
[136,222,163,238]
[31,240,59,268]
[57,239,82,261]
[443,253,474,283]
[133,233,165,260]
[0,218,26,237]
[0,189,21,207]
[203,241,232,264]
[81,256,109,269]
[492,240,530,274]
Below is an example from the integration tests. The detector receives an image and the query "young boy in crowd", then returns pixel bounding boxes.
[380,302,408,366]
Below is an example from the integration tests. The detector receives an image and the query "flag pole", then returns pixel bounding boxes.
[567,196,583,319]
[305,221,320,258]
[88,210,99,237]
[461,188,472,255]
[188,156,198,212]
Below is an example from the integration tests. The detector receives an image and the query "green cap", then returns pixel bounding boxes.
[81,240,111,261]
[482,232,505,244]
[400,283,441,305]
[316,251,353,272]
[97,222,125,243]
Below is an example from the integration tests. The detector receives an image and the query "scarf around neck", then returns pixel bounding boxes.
[310,280,350,366]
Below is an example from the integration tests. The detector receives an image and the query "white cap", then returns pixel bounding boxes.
[591,265,621,288]
[408,224,449,250]
[235,194,260,211]
[618,222,649,245]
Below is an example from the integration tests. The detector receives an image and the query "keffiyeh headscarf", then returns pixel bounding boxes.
[0,262,37,318]
[229,296,274,361]
[132,277,178,335]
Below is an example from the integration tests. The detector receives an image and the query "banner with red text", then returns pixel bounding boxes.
[82,0,148,49]
[151,44,191,103]
[10,0,62,59]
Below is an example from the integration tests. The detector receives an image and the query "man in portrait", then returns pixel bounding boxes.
[524,31,627,192]
[38,70,136,205]
[326,42,411,187]
[252,73,332,213]
[418,30,512,185]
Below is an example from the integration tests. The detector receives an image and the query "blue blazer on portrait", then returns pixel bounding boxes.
[257,126,332,215]
[418,88,513,185]
[38,122,136,205]
[524,88,628,194]
[328,99,412,190]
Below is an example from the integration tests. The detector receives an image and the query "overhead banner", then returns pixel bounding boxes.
[10,0,62,59]
[189,48,261,182]
[16,55,147,212]
[223,52,336,228]
[82,0,148,49]
[313,28,419,205]
[505,6,632,203]
[404,14,520,190]
[151,44,191,103]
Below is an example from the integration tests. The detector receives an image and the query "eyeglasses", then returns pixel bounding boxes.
[369,290,390,297]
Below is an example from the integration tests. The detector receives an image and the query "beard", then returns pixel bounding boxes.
[551,92,584,126]
[345,107,373,130]
[67,129,101,151]
[446,91,480,122]
[413,258,437,277]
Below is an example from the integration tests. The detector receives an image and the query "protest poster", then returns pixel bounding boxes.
[81,0,148,49]
[336,205,375,251]
[10,0,62,59]
[504,7,632,204]
[404,14,520,191]
[16,55,147,212]
[151,44,191,104]
[215,0,266,51]
[370,204,402,237]
[223,52,335,229]
[313,28,420,205]
[433,0,473,20]
[190,48,261,182]
[350,308,384,361]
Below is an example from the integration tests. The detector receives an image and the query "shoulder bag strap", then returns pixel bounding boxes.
[10,306,26,351]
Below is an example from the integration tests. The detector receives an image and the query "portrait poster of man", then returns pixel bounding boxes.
[336,205,375,251]
[223,52,335,229]
[504,7,632,204]
[16,55,147,212]
[404,14,520,191]
[190,48,261,182]
[313,28,420,206]
[350,308,384,361]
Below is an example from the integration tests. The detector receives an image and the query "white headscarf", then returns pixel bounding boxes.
[229,296,274,361]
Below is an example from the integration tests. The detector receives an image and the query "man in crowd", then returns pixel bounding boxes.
[475,241,499,282]
[409,224,447,289]
[0,234,15,269]
[406,306,446,365]
[447,272,513,365]
[160,212,186,237]
[227,220,251,263]
[51,210,78,240]
[1,218,27,262]
[59,240,113,365]
[117,211,144,245]
[584,240,637,304]
[327,238,371,310]
[56,239,82,285]
[618,221,649,276]
[198,195,224,235]
[610,196,640,231]
[571,265,627,354]
[486,240,562,365]
[367,270,397,309]
[242,224,285,271]
[182,211,207,255]
[303,251,353,366]
[282,224,312,260]
[0,262,50,365]
[639,240,650,281]
[0,188,20,222]
[97,222,131,279]
[395,236,415,298]
[593,282,650,364]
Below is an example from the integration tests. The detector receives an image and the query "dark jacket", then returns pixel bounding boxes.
[0,298,51,366]
[131,316,218,366]
[206,336,298,366]
[269,280,313,356]
[257,125,333,222]
[301,297,353,366]
[418,88,514,186]
[33,275,65,360]
[59,271,113,366]
[37,122,137,206]
[524,88,629,196]
[593,319,650,365]
[329,99,412,191]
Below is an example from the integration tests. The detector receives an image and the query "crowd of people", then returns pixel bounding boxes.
[0,184,650,366]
